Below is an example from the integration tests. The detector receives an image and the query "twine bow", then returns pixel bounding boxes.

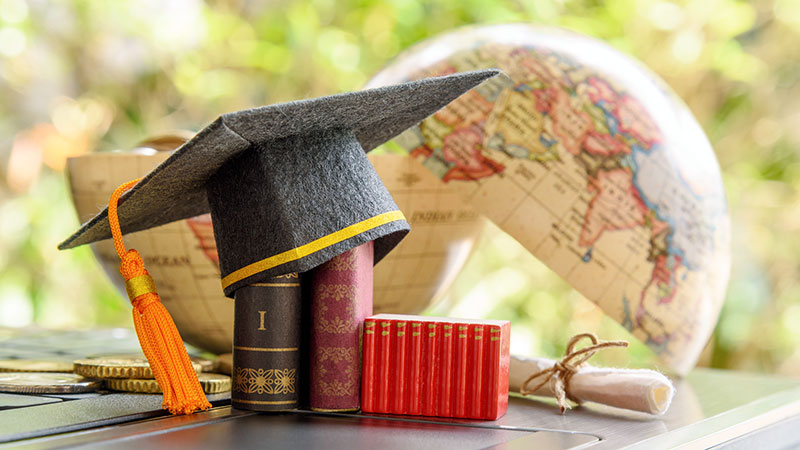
[520,333,628,414]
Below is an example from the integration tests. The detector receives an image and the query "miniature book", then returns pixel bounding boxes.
[309,241,373,411]
[361,314,510,420]
[232,273,303,411]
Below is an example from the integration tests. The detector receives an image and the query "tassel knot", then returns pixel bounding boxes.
[108,178,211,415]
[120,249,146,278]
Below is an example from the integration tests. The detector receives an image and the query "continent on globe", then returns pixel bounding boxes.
[368,24,731,374]
[580,168,648,248]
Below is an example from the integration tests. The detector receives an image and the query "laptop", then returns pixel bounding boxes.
[2,328,799,449]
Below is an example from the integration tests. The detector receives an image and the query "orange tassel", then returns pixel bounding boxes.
[108,178,211,415]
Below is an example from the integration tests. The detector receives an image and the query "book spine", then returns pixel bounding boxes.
[376,319,392,412]
[232,273,302,411]
[361,319,377,413]
[438,323,454,418]
[453,324,469,417]
[470,325,485,419]
[309,242,373,412]
[496,323,511,419]
[421,322,439,417]
[392,320,408,414]
[407,321,423,415]
[485,325,501,419]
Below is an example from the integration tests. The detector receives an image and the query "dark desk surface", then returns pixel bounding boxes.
[2,328,800,449]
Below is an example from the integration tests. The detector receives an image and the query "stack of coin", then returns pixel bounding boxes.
[0,359,101,394]
[74,356,231,394]
[106,373,231,394]
[0,372,102,394]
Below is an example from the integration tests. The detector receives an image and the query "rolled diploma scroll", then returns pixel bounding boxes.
[510,355,675,415]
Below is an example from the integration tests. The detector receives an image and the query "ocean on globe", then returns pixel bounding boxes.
[367,24,731,374]
[67,145,483,354]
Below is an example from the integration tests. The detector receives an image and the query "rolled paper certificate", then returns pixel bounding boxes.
[511,334,675,415]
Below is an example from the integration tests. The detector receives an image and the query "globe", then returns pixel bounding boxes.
[367,24,731,374]
[67,144,483,354]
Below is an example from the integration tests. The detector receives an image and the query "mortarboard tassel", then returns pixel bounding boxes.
[108,178,211,415]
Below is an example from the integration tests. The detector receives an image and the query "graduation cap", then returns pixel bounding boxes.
[59,69,501,414]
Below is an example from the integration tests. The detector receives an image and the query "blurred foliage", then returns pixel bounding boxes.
[1,0,799,374]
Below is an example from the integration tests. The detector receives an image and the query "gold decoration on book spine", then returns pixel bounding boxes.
[234,368,296,395]
[315,304,357,334]
[325,250,357,271]
[315,284,357,302]
[317,347,356,364]
[319,378,357,397]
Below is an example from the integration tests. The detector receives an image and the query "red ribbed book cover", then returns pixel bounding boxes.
[309,241,373,411]
[421,322,439,417]
[361,314,510,420]
[407,320,423,416]
[438,322,453,417]
[393,320,408,414]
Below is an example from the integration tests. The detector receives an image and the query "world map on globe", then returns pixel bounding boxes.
[368,24,731,374]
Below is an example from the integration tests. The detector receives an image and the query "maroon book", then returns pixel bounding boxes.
[309,241,373,411]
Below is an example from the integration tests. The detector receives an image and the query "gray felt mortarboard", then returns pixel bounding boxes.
[59,69,501,297]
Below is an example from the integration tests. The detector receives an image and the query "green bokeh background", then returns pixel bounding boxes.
[1,0,798,373]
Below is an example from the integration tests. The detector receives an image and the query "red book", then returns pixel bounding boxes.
[407,321,423,415]
[438,322,454,417]
[309,241,373,412]
[361,320,377,412]
[361,314,510,420]
[392,320,408,414]
[470,325,485,418]
[421,322,439,417]
[486,325,510,419]
[453,324,469,417]
[376,319,391,412]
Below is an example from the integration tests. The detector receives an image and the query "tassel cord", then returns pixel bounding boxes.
[108,179,211,415]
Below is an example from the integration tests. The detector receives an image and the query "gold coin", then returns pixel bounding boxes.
[0,372,102,394]
[83,353,215,372]
[217,353,232,375]
[0,359,74,373]
[73,357,202,379]
[106,373,231,394]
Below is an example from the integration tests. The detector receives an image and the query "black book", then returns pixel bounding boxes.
[232,273,304,411]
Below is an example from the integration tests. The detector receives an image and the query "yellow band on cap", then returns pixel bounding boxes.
[221,210,406,290]
[126,274,157,300]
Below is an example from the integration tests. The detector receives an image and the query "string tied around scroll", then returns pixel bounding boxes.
[520,332,628,414]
